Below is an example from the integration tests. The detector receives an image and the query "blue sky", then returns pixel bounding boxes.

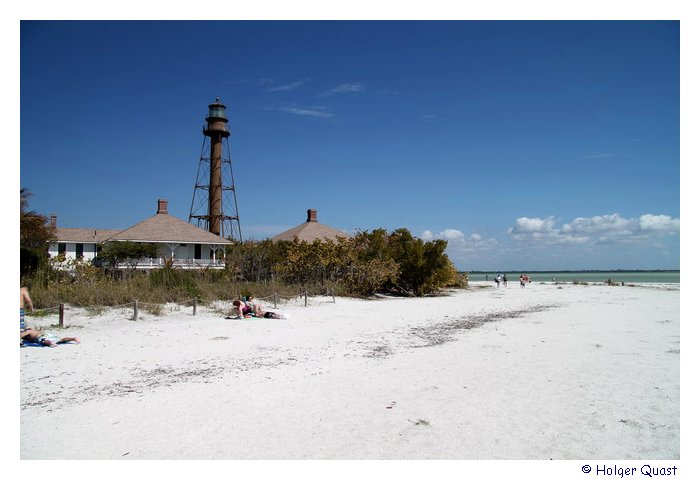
[20,20,680,271]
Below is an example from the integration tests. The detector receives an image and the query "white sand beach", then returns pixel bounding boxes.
[20,281,679,460]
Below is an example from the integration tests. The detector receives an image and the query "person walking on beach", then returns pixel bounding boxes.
[520,274,526,288]
[495,274,502,287]
[503,273,508,287]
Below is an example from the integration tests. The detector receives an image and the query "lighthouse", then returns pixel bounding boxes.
[189,98,242,241]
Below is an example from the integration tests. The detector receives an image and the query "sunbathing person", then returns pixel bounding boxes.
[20,328,80,347]
[231,300,288,319]
[245,296,265,317]
[259,310,289,319]
[233,299,257,318]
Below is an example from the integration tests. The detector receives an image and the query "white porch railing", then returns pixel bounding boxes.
[115,258,226,269]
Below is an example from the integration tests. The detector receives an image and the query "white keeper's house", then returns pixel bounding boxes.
[48,199,233,269]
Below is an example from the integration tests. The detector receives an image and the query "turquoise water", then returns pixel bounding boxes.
[468,271,679,284]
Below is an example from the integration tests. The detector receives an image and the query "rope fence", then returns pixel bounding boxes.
[26,288,336,326]
[247,287,337,308]
[31,304,65,328]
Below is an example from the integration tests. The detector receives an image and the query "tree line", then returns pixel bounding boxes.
[227,229,464,297]
[20,189,465,304]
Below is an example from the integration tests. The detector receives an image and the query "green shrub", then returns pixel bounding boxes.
[386,228,458,296]
[149,267,202,300]
[340,257,400,297]
[97,241,159,268]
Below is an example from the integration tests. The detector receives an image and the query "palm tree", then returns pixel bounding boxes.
[20,188,53,251]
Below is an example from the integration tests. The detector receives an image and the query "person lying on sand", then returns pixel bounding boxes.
[20,328,80,348]
[231,300,288,319]
[259,310,289,319]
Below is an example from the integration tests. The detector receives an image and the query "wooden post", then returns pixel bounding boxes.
[59,303,65,328]
[133,300,138,321]
[274,293,277,309]
[193,298,197,316]
[331,289,335,303]
[304,290,308,307]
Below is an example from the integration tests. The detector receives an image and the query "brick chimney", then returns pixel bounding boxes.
[306,209,317,222]
[49,214,57,230]
[157,199,168,214]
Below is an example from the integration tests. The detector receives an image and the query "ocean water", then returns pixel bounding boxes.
[468,271,679,284]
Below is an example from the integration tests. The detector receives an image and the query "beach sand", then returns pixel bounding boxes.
[20,281,679,460]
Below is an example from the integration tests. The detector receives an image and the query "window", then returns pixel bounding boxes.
[209,106,226,118]
[75,243,84,259]
[194,244,201,260]
[58,243,66,255]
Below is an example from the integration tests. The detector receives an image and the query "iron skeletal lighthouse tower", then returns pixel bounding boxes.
[189,98,242,241]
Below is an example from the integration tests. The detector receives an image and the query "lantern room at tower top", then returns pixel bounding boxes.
[203,97,230,137]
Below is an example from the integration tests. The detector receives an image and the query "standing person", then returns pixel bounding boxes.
[503,273,508,287]
[20,286,34,332]
[495,274,502,287]
[520,274,526,288]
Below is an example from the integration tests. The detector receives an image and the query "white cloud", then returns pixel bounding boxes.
[320,83,364,97]
[265,79,308,92]
[440,229,465,241]
[638,214,680,232]
[420,230,434,241]
[509,213,680,246]
[267,104,335,119]
[561,214,636,236]
[423,228,497,251]
[509,216,557,235]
